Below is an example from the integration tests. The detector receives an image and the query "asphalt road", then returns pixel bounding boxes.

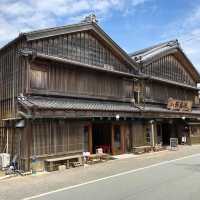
[24,153,200,200]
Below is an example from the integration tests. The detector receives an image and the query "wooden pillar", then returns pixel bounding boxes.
[129,123,133,150]
[151,122,155,147]
[25,119,32,171]
[188,125,192,145]
[25,57,30,94]
[88,123,93,153]
[120,124,125,154]
[129,123,133,151]
[111,124,114,155]
[11,126,15,160]
[6,128,9,154]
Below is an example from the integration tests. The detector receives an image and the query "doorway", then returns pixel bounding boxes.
[156,123,162,145]
[161,123,171,145]
[113,125,121,154]
[125,125,131,153]
[92,123,112,154]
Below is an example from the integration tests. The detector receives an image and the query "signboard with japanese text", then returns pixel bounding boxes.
[167,98,192,112]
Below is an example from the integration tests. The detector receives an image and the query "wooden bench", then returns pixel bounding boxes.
[132,146,152,154]
[45,154,83,171]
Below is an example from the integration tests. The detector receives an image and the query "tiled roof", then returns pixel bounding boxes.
[130,40,179,63]
[129,40,200,81]
[18,96,200,117]
[18,96,139,112]
[144,106,200,115]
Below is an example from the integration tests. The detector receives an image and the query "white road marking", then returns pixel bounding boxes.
[22,153,200,200]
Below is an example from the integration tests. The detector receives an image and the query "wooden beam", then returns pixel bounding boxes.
[88,123,93,153]
[111,124,114,155]
[188,125,192,145]
[21,51,139,79]
[26,119,32,171]
[120,124,125,154]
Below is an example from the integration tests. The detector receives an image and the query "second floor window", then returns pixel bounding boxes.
[124,80,133,98]
[30,68,47,89]
[145,86,150,99]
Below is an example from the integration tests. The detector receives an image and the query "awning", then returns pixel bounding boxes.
[18,96,139,112]
[143,106,200,117]
[17,96,200,119]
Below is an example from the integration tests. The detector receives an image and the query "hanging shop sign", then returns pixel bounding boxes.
[167,98,192,112]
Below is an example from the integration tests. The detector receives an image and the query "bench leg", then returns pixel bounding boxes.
[67,160,70,169]
[78,157,83,165]
[49,162,53,171]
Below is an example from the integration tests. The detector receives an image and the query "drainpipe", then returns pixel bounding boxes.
[150,120,155,147]
[6,129,9,154]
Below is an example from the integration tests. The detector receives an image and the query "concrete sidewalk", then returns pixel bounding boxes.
[0,145,200,200]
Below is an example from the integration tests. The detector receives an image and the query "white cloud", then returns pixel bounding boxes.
[0,0,150,47]
[186,6,200,26]
[132,0,150,6]
[162,6,200,72]
[180,7,200,72]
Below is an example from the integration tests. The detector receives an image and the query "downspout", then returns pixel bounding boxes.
[151,122,155,147]
[6,129,9,154]
[150,120,155,148]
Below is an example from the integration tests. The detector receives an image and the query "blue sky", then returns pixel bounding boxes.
[1,0,200,70]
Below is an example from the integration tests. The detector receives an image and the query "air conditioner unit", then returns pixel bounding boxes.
[0,153,10,169]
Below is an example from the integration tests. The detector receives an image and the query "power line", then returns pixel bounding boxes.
[179,34,200,44]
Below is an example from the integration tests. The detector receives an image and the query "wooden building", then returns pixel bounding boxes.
[130,40,200,146]
[0,15,200,171]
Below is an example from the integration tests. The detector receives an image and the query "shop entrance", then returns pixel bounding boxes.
[157,123,172,146]
[161,123,171,145]
[92,123,112,154]
[157,121,185,146]
[113,125,121,154]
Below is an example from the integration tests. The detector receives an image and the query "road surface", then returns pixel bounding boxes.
[24,153,200,200]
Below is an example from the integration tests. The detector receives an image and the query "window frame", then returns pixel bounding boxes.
[30,63,48,90]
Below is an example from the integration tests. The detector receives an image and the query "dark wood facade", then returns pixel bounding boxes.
[28,31,133,73]
[131,40,200,147]
[30,61,133,101]
[142,55,196,86]
[0,20,200,171]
